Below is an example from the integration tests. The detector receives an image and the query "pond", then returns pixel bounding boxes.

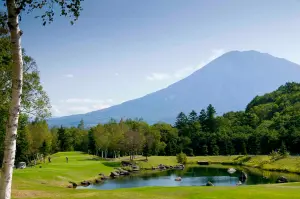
[78,165,300,190]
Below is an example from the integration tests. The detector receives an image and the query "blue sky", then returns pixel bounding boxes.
[16,0,300,116]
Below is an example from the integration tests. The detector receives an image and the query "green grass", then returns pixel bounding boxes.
[10,152,300,199]
[12,152,116,189]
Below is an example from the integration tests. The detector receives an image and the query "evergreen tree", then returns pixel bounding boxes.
[40,140,50,156]
[88,129,97,155]
[188,110,198,123]
[77,119,85,130]
[206,104,217,133]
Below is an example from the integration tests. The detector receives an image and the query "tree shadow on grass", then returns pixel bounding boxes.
[102,161,121,167]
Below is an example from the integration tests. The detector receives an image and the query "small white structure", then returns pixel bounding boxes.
[227,168,236,174]
[17,162,26,169]
[175,177,182,181]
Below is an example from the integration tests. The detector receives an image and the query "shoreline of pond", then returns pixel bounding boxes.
[73,161,300,190]
[75,164,300,190]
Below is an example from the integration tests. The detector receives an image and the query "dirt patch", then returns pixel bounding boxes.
[12,190,59,198]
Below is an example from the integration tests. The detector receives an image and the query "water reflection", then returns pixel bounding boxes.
[79,165,300,190]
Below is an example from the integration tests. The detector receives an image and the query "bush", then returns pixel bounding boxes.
[279,142,289,157]
[270,150,282,161]
[176,152,187,164]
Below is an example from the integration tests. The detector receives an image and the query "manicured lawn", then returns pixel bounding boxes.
[10,152,300,199]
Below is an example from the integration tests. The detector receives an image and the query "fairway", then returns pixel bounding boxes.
[10,152,300,199]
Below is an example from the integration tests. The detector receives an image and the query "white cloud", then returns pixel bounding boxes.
[64,74,74,78]
[52,98,114,116]
[51,105,61,116]
[173,67,194,79]
[61,98,104,104]
[146,73,171,81]
[146,49,226,81]
[115,73,119,76]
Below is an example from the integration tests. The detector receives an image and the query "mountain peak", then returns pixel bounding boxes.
[48,51,300,127]
[218,50,272,59]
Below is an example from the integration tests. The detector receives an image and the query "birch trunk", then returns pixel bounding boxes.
[0,1,23,199]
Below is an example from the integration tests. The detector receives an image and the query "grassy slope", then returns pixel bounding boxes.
[11,152,300,199]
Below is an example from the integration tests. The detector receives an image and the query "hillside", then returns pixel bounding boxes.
[48,50,300,127]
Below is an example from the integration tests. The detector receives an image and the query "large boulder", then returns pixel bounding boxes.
[80,181,90,187]
[117,168,130,175]
[99,173,109,180]
[206,181,214,186]
[110,171,120,178]
[68,181,77,188]
[121,161,133,167]
[276,176,288,183]
[239,171,247,182]
[158,164,166,170]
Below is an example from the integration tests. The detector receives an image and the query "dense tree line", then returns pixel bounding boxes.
[3,82,300,165]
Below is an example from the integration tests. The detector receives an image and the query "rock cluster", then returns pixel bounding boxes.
[152,164,184,170]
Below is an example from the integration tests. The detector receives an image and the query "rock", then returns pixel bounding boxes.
[236,181,242,186]
[174,164,185,170]
[101,176,109,180]
[99,173,109,180]
[165,165,170,169]
[80,181,90,186]
[239,171,248,182]
[117,168,129,175]
[121,161,133,167]
[132,165,140,171]
[197,161,209,165]
[276,176,288,183]
[227,168,236,174]
[110,171,120,178]
[206,181,214,186]
[121,170,130,175]
[68,181,78,188]
[67,184,73,188]
[175,177,182,181]
[95,179,101,183]
[17,162,26,169]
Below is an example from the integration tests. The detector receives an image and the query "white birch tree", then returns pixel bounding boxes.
[0,1,84,198]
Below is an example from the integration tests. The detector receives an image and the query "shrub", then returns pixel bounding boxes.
[279,142,289,157]
[270,150,282,161]
[176,152,187,164]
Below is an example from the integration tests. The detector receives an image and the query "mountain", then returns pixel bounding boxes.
[47,50,300,127]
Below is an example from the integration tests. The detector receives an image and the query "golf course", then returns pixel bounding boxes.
[10,152,300,199]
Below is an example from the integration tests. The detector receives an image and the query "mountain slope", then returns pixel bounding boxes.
[48,50,300,127]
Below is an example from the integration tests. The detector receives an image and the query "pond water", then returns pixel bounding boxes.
[78,165,300,190]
